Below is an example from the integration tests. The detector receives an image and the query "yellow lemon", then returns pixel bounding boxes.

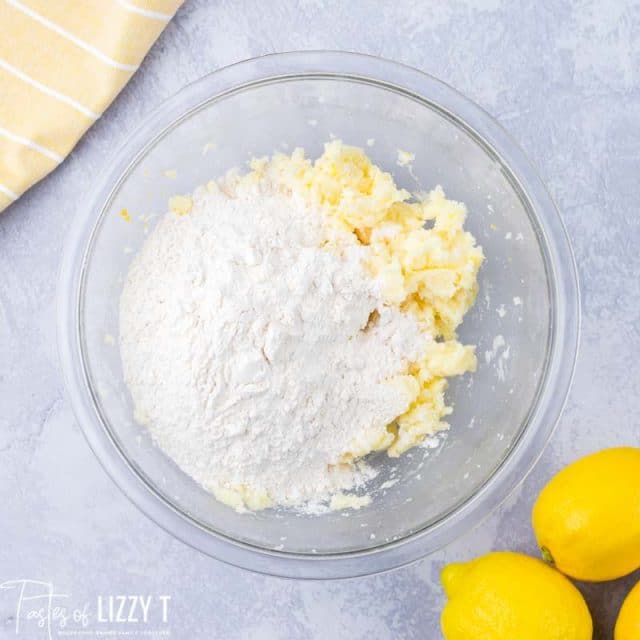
[532,447,640,581]
[440,551,592,640]
[615,579,640,640]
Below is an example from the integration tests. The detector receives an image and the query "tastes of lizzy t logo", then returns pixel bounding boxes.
[0,579,171,639]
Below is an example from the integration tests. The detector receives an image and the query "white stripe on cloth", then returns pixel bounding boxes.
[0,58,101,120]
[4,0,140,72]
[0,126,64,163]
[114,0,172,21]
[0,183,19,200]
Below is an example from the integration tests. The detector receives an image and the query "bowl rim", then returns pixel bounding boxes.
[57,50,580,580]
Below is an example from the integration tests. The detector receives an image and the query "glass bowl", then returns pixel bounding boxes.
[57,52,579,579]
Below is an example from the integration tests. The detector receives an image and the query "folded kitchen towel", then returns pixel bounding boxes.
[0,0,183,212]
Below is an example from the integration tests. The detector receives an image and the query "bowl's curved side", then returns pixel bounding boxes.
[57,51,580,579]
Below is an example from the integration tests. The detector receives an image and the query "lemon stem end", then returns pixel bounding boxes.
[541,546,555,566]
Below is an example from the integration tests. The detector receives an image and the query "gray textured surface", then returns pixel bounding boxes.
[1,1,639,638]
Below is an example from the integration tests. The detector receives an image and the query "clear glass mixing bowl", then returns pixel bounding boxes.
[58,52,579,579]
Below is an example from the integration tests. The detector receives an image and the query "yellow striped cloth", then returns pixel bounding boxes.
[0,0,183,212]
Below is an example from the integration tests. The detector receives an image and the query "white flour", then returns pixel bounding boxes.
[120,179,427,509]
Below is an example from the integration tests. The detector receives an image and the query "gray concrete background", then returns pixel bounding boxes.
[1,1,639,638]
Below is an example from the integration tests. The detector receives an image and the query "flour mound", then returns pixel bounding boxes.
[120,179,426,510]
